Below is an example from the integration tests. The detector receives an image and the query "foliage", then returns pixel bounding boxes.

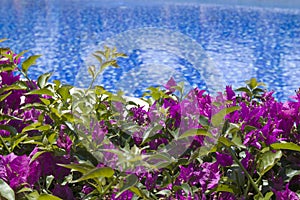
[0,40,300,200]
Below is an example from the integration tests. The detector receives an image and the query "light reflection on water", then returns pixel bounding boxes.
[1,0,300,100]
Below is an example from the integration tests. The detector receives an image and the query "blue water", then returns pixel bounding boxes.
[1,0,300,101]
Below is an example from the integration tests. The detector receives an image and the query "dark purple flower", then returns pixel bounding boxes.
[130,106,149,125]
[218,192,237,200]
[37,152,71,180]
[52,184,75,200]
[144,171,159,190]
[216,152,233,167]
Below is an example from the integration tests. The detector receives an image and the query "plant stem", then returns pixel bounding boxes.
[0,135,10,153]
[227,147,263,197]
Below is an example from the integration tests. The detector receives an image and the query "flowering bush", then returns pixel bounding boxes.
[0,40,300,200]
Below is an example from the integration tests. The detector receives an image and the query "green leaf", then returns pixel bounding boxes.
[257,150,282,176]
[156,189,172,196]
[11,133,28,150]
[22,55,42,74]
[25,190,39,200]
[22,123,51,133]
[57,86,72,101]
[26,88,54,97]
[254,191,273,200]
[129,186,143,197]
[37,193,62,200]
[0,85,25,94]
[211,106,240,127]
[0,64,16,72]
[218,136,236,147]
[0,124,18,135]
[0,91,12,102]
[116,174,138,198]
[198,115,210,127]
[271,142,300,152]
[235,87,252,97]
[0,115,22,121]
[178,128,213,139]
[57,163,94,174]
[0,178,15,200]
[214,184,235,193]
[72,167,114,183]
[37,72,52,88]
[88,65,96,78]
[100,60,118,72]
[30,151,47,164]
[15,50,29,61]
[142,124,164,143]
[247,78,258,90]
[93,54,103,64]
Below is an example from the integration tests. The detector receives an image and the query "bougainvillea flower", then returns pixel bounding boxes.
[52,184,75,200]
[273,184,300,200]
[216,152,233,167]
[0,152,39,189]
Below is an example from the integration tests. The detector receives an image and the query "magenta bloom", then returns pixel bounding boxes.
[273,184,300,200]
[0,152,40,190]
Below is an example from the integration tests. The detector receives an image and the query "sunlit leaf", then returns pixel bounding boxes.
[37,72,52,88]
[257,150,282,176]
[22,55,42,74]
[72,167,114,183]
[0,91,12,102]
[26,88,55,97]
[271,142,300,152]
[57,163,94,174]
[178,128,213,139]
[0,178,15,200]
[37,193,62,200]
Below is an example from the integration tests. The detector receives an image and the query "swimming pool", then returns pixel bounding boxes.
[1,0,300,101]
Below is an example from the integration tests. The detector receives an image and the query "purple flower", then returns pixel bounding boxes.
[164,77,177,93]
[0,153,37,190]
[273,184,300,200]
[81,185,94,195]
[198,162,220,191]
[57,125,72,154]
[36,152,71,180]
[218,192,237,200]
[216,152,233,167]
[226,86,236,101]
[142,171,159,190]
[91,120,108,145]
[130,106,149,125]
[241,151,254,173]
[52,184,75,200]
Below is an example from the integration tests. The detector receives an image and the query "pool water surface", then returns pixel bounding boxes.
[1,0,300,100]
